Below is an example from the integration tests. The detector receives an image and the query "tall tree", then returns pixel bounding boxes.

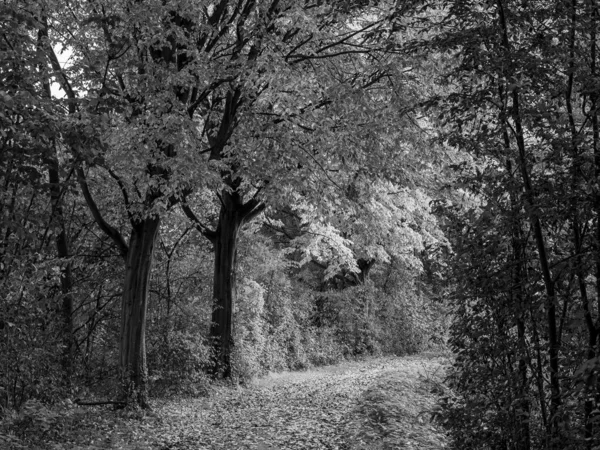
[39,0,213,407]
[178,0,421,376]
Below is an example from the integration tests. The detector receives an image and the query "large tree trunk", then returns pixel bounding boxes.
[119,216,160,408]
[78,170,160,408]
[209,190,264,378]
[210,192,243,378]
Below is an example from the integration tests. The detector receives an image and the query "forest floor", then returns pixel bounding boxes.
[2,353,451,449]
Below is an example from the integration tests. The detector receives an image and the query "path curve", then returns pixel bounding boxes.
[154,354,449,450]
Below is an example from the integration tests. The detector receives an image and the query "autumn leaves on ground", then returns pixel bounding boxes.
[4,354,448,450]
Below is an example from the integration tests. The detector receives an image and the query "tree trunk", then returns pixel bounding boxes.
[506,158,531,450]
[591,0,600,444]
[356,258,376,284]
[512,88,561,445]
[48,156,75,380]
[38,21,74,380]
[210,193,242,378]
[119,216,160,408]
[209,189,264,378]
[565,3,598,438]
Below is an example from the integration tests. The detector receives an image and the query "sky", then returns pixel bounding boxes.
[50,44,72,98]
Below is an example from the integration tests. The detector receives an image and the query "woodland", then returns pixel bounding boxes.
[3,0,600,449]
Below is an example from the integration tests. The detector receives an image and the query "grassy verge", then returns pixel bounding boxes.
[346,353,451,450]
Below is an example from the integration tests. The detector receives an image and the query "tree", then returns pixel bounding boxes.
[33,0,411,395]
[1,0,450,412]
[36,0,216,407]
[179,0,436,376]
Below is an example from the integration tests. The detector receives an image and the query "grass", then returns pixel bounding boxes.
[344,353,451,450]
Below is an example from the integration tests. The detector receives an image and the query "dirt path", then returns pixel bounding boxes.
[154,354,449,450]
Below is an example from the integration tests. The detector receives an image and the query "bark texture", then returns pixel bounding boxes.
[119,216,160,407]
[210,190,264,378]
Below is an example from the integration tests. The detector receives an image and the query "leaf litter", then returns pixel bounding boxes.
[6,354,449,449]
[151,353,449,450]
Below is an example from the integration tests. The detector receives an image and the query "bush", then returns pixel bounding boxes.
[147,331,212,397]
[309,327,346,366]
[0,399,69,449]
[1,280,68,410]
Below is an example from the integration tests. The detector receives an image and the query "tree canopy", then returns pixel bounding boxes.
[1,0,445,412]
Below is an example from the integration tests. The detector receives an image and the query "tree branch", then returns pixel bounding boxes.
[77,166,129,258]
[162,225,194,259]
[106,168,133,224]
[39,19,77,109]
[242,200,266,224]
[264,218,296,241]
[180,202,217,242]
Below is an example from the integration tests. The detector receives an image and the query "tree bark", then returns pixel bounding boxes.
[48,156,75,379]
[210,193,241,378]
[119,216,160,408]
[77,168,163,409]
[209,190,264,378]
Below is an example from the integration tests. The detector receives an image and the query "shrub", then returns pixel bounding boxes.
[147,331,212,397]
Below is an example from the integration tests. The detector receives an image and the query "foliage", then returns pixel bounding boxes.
[407,0,600,448]
[349,354,450,449]
[1,0,448,430]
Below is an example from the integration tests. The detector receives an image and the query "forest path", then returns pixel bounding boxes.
[154,354,449,450]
